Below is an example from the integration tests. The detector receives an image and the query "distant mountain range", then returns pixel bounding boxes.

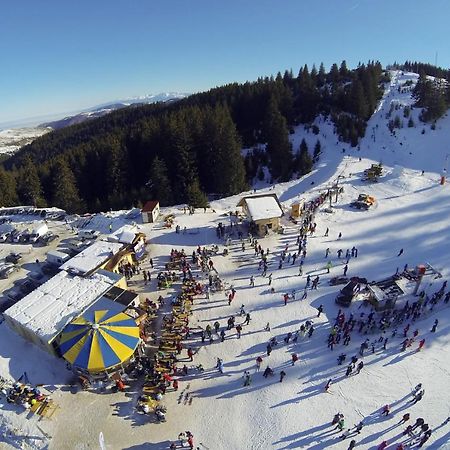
[39,92,189,130]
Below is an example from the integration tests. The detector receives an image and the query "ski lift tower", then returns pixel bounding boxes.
[413,262,443,295]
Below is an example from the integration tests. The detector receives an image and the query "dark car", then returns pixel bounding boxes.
[5,253,22,264]
[39,232,59,245]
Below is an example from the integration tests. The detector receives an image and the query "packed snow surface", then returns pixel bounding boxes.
[1,71,450,449]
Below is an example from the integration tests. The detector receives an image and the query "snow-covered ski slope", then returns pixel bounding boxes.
[1,70,450,449]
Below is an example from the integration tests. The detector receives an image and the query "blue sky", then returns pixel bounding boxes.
[1,0,448,125]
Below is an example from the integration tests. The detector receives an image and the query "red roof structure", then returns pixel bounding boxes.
[142,200,159,212]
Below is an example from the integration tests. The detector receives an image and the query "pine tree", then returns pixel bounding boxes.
[147,156,173,206]
[295,139,313,175]
[187,179,208,208]
[0,168,18,206]
[198,105,247,196]
[51,159,83,213]
[313,139,321,160]
[17,156,45,206]
[263,96,293,181]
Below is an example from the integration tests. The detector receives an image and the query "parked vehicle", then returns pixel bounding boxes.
[16,279,35,296]
[41,263,59,276]
[5,253,22,264]
[29,223,49,243]
[0,232,11,242]
[47,250,70,266]
[78,229,100,240]
[39,231,59,245]
[67,239,89,253]
[0,263,19,278]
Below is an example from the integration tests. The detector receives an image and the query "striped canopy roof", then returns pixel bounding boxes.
[59,310,140,373]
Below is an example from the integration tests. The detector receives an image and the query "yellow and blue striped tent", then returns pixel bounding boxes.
[59,310,140,373]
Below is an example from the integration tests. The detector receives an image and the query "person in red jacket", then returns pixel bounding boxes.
[378,441,388,450]
[187,347,194,361]
[291,353,299,366]
[172,380,179,391]
[417,339,425,351]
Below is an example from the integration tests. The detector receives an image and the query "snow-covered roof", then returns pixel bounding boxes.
[240,195,284,221]
[60,240,124,275]
[108,225,139,244]
[4,269,121,342]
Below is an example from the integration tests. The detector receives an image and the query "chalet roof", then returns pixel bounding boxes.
[237,194,284,221]
[142,200,159,212]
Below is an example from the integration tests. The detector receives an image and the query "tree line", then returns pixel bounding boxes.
[2,61,385,213]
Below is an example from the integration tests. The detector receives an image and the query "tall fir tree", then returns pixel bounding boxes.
[51,159,83,213]
[295,139,313,175]
[17,156,45,206]
[0,168,18,206]
[263,96,293,181]
[147,156,173,206]
[200,105,247,195]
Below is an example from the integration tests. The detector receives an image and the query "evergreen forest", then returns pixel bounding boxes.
[1,60,449,213]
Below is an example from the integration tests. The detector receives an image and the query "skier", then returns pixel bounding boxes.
[377,441,388,450]
[337,353,346,365]
[431,319,438,332]
[339,429,351,440]
[279,370,286,382]
[345,364,353,377]
[236,324,242,338]
[324,227,329,237]
[326,260,332,273]
[356,360,364,374]
[343,264,348,276]
[187,347,194,362]
[381,404,390,416]
[256,356,263,371]
[244,312,251,325]
[250,276,255,287]
[347,440,356,450]
[337,249,343,258]
[291,353,299,366]
[220,329,226,342]
[397,248,404,257]
[268,273,273,286]
[325,248,330,258]
[216,358,224,373]
[243,371,252,386]
[263,366,274,378]
[338,232,342,240]
[264,322,271,332]
[308,325,315,338]
[266,343,272,356]
[324,378,332,392]
[417,338,425,351]
[398,413,410,424]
